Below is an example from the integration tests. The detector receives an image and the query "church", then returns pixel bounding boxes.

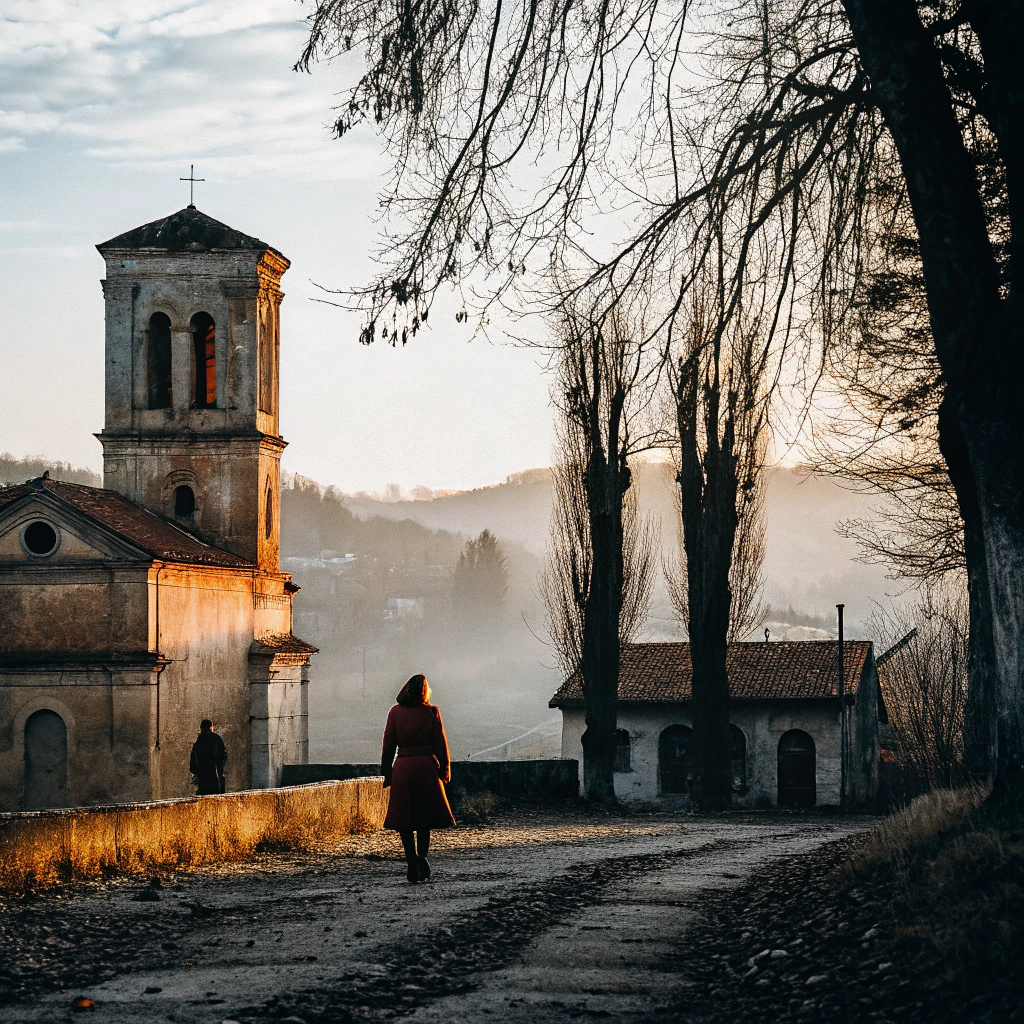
[0,206,316,811]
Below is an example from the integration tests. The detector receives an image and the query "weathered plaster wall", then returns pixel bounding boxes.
[0,505,150,654]
[249,662,309,789]
[151,565,260,798]
[0,667,157,811]
[99,249,286,570]
[0,779,386,891]
[560,701,868,808]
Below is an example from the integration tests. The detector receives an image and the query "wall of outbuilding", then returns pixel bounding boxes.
[560,700,859,808]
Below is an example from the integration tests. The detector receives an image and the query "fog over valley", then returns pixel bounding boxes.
[1,453,896,763]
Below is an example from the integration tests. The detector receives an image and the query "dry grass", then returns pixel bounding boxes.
[852,782,989,870]
[846,783,1024,1011]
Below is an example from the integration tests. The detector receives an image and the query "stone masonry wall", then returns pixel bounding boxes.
[281,759,581,810]
[0,779,385,891]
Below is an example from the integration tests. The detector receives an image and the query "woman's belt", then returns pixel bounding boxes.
[396,745,435,757]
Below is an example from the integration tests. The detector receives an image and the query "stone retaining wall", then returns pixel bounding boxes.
[0,778,386,892]
[281,759,581,809]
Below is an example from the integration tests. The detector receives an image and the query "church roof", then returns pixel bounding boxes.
[0,478,254,568]
[549,640,874,707]
[96,206,287,262]
[250,634,319,656]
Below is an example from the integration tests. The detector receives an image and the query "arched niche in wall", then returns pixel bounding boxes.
[147,311,173,409]
[189,311,216,408]
[23,709,68,810]
[658,724,693,795]
[778,729,816,808]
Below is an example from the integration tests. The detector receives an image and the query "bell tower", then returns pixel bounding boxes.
[96,206,289,570]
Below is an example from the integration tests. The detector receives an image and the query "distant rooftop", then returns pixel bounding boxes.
[550,640,875,706]
[96,206,287,262]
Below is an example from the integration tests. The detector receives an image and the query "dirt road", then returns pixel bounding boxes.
[1,811,872,1023]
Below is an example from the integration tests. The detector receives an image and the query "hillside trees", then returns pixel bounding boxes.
[540,301,656,804]
[452,529,509,620]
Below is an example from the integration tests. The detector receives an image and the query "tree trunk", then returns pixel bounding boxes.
[580,448,626,806]
[939,396,997,780]
[959,400,1024,804]
[684,457,737,813]
[678,365,737,812]
[842,0,1024,809]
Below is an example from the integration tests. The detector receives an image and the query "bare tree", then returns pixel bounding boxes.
[299,0,1024,806]
[539,301,657,804]
[660,270,773,811]
[872,587,969,791]
[664,477,767,645]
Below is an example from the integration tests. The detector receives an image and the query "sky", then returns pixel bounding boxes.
[0,0,557,493]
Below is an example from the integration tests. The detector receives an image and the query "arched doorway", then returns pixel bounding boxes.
[778,730,816,808]
[659,725,693,794]
[23,710,67,810]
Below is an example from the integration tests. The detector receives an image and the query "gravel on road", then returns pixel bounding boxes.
[0,809,871,1024]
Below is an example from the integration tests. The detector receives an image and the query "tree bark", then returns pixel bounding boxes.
[843,0,1024,805]
[580,395,628,806]
[939,396,997,779]
[677,360,737,812]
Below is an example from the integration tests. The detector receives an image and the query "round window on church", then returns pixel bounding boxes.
[21,520,60,558]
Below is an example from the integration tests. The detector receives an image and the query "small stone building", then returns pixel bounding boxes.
[551,641,879,809]
[0,206,316,811]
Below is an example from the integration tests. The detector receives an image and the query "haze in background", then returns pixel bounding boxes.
[1,451,897,760]
[281,463,896,763]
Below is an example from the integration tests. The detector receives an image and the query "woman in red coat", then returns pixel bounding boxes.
[381,674,456,882]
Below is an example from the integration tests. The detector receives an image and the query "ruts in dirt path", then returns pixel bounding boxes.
[1,811,872,1023]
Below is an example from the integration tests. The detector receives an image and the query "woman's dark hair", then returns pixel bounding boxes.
[396,674,428,707]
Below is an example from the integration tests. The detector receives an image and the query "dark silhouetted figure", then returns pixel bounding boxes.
[381,674,455,883]
[190,720,227,796]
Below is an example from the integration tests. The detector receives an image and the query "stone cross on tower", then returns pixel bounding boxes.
[95,207,289,570]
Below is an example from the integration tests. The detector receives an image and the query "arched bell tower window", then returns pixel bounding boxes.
[174,485,196,520]
[189,312,216,408]
[147,312,172,409]
[264,486,274,540]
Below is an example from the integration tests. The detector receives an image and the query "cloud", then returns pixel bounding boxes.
[0,0,378,181]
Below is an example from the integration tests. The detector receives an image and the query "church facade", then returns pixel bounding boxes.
[0,206,316,811]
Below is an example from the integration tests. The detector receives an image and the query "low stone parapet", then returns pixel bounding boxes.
[0,778,386,892]
[282,759,581,809]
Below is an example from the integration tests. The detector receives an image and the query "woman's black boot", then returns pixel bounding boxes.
[406,861,419,884]
[417,856,431,881]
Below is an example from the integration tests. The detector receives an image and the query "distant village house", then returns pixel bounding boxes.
[551,640,879,808]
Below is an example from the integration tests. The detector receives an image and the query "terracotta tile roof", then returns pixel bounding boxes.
[0,479,253,568]
[549,640,874,706]
[96,206,286,261]
[250,634,319,656]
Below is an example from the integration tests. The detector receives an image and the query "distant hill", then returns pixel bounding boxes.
[339,463,896,631]
[344,468,555,555]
